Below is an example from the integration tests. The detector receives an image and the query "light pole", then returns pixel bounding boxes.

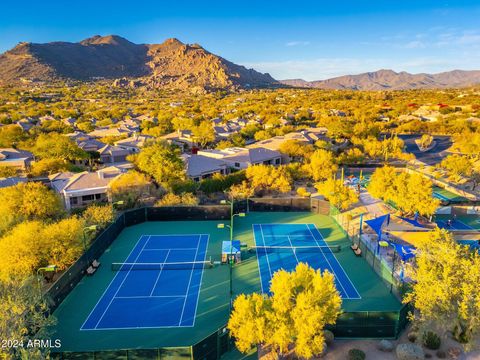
[218,198,246,311]
[36,265,57,300]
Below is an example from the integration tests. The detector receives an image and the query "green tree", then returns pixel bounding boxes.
[32,133,87,161]
[404,229,480,347]
[0,124,26,147]
[228,263,342,358]
[130,142,185,190]
[452,130,480,159]
[30,158,71,176]
[110,170,155,208]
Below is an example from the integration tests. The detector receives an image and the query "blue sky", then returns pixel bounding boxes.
[1,0,480,80]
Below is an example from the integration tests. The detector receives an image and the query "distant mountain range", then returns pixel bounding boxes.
[1,35,480,91]
[280,69,480,90]
[0,35,277,91]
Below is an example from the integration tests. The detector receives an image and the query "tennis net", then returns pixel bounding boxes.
[250,245,341,254]
[111,259,218,271]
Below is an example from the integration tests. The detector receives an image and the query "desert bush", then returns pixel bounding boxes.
[422,331,441,350]
[347,349,365,360]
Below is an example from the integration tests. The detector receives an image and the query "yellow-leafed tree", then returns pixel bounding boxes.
[315,178,359,211]
[0,182,63,234]
[82,204,115,229]
[404,229,480,347]
[228,263,342,358]
[368,166,439,216]
[41,217,85,270]
[0,221,45,283]
[304,149,338,181]
[245,165,292,195]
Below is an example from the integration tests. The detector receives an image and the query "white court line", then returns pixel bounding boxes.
[93,236,151,329]
[304,224,349,297]
[80,234,148,330]
[252,225,266,295]
[141,234,210,237]
[455,220,475,230]
[149,250,171,297]
[142,247,198,251]
[80,324,195,331]
[190,234,210,328]
[307,224,361,299]
[286,235,301,264]
[115,295,186,299]
[178,235,201,326]
[259,224,273,279]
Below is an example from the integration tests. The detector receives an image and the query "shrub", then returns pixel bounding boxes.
[155,193,198,206]
[296,187,311,198]
[347,349,365,360]
[422,331,441,350]
[407,331,417,343]
[323,329,334,346]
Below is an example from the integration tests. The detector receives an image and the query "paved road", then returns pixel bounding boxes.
[398,134,452,165]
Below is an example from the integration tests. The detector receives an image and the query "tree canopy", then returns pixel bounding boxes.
[304,149,338,181]
[31,132,87,161]
[404,229,480,347]
[228,263,342,358]
[315,178,359,211]
[245,165,292,195]
[110,170,155,208]
[0,182,63,234]
[130,142,186,190]
[368,166,439,216]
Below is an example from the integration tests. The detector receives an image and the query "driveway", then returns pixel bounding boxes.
[398,134,452,165]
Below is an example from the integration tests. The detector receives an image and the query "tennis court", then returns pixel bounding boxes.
[436,215,480,231]
[252,223,361,299]
[433,186,468,203]
[51,213,402,354]
[81,234,209,330]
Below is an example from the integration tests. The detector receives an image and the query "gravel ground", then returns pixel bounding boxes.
[259,325,480,359]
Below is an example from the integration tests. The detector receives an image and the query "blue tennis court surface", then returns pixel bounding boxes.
[436,219,475,230]
[81,234,209,330]
[253,223,361,299]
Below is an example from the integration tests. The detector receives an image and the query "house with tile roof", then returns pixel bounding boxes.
[49,166,128,210]
[115,135,154,153]
[197,147,282,170]
[98,144,131,164]
[0,148,34,170]
[182,154,229,182]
